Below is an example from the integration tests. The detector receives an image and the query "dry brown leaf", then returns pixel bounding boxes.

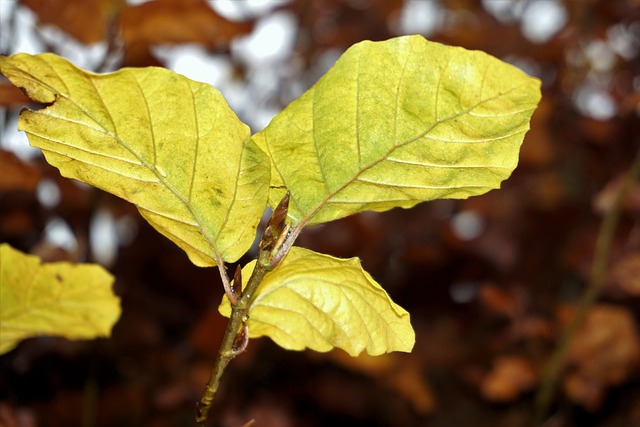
[327,351,436,414]
[386,360,437,414]
[480,355,537,402]
[611,252,640,296]
[561,304,640,410]
[0,150,42,192]
[21,0,117,44]
[0,208,36,238]
[118,0,252,49]
[517,316,554,340]
[563,371,605,411]
[478,283,517,318]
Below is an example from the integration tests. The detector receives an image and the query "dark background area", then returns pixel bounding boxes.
[1,1,640,426]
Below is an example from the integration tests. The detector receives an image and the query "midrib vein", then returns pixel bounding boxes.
[300,83,530,225]
[27,65,224,263]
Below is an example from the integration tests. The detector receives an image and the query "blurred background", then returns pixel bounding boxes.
[1,0,639,426]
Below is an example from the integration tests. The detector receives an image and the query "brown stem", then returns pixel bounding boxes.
[195,260,271,425]
[533,144,640,426]
[195,193,294,425]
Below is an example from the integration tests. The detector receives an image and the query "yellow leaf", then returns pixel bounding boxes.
[0,53,270,266]
[219,247,414,356]
[253,35,541,225]
[0,243,120,355]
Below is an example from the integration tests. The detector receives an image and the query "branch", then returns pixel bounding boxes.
[195,193,293,425]
[195,259,270,425]
[534,144,640,426]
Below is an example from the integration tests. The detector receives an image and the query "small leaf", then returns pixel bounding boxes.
[252,35,542,226]
[0,243,120,355]
[219,246,414,356]
[0,53,270,266]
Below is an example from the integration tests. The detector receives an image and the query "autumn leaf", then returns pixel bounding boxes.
[253,35,541,226]
[21,0,115,44]
[480,355,537,402]
[0,53,270,267]
[0,243,120,355]
[561,304,640,410]
[0,150,42,192]
[118,0,253,49]
[219,246,415,356]
[611,252,640,296]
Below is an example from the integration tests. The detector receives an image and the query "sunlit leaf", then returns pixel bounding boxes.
[219,246,414,356]
[252,35,541,225]
[0,243,120,355]
[0,53,270,266]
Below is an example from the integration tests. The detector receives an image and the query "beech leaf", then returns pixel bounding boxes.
[0,53,269,266]
[0,243,120,355]
[252,35,542,225]
[219,247,414,356]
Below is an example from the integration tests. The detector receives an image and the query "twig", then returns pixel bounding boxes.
[195,259,271,425]
[533,143,640,425]
[196,193,292,425]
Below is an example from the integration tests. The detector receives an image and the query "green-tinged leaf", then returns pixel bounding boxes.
[0,243,120,355]
[252,35,541,226]
[0,53,269,266]
[219,246,414,356]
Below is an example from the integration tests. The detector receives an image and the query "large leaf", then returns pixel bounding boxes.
[219,247,414,356]
[0,243,120,355]
[252,35,542,225]
[0,53,269,266]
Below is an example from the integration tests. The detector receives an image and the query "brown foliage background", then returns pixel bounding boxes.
[1,1,639,426]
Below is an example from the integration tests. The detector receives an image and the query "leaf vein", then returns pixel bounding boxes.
[255,303,334,344]
[385,157,511,169]
[187,83,198,202]
[300,74,529,225]
[138,206,198,226]
[311,91,331,193]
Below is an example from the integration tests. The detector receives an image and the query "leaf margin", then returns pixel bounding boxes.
[219,246,415,357]
[252,34,542,227]
[0,243,121,355]
[0,52,270,267]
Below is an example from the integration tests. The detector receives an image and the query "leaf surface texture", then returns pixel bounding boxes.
[219,247,415,356]
[0,53,269,265]
[0,244,120,355]
[252,35,542,225]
